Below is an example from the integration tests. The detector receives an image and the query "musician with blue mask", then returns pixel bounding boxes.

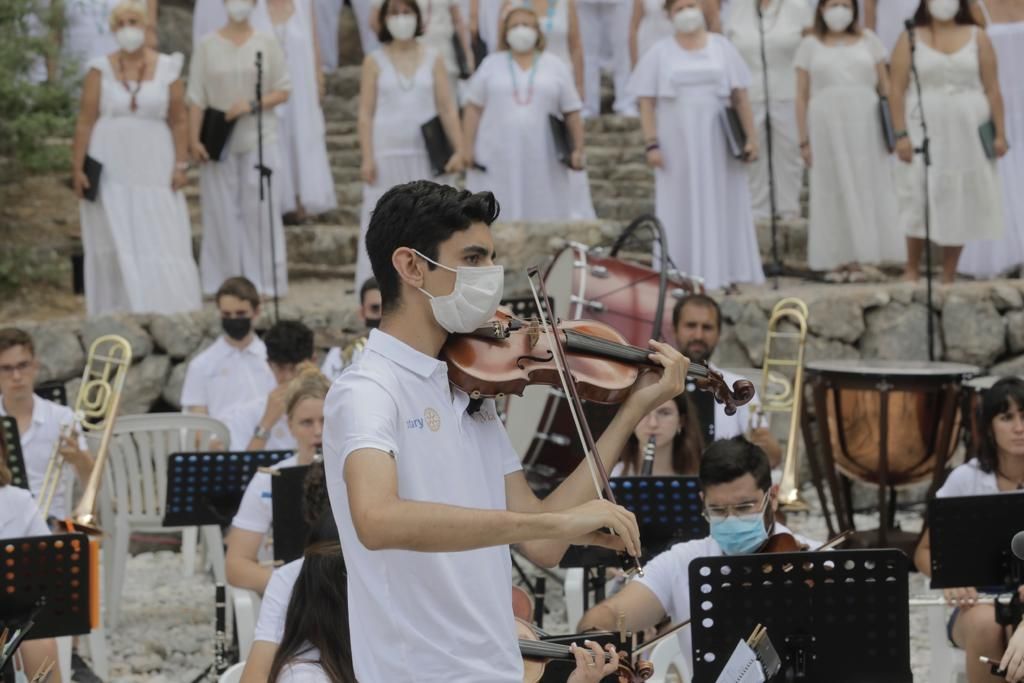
[577,436,818,674]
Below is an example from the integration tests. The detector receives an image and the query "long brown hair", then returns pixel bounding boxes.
[618,394,704,476]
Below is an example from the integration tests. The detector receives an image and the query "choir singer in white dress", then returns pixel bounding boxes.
[188,0,292,296]
[58,0,158,77]
[630,0,673,66]
[267,0,338,217]
[72,0,201,315]
[890,0,1006,283]
[464,7,585,220]
[355,0,465,290]
[631,0,765,291]
[794,0,903,273]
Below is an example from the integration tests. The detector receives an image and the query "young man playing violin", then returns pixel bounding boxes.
[322,180,691,682]
[577,437,817,674]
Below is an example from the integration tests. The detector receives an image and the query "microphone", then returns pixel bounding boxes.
[640,435,657,477]
[904,19,917,51]
[1012,530,1024,560]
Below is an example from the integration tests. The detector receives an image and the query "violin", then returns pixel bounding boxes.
[442,310,756,414]
[517,619,654,683]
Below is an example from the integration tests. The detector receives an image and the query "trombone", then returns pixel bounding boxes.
[751,298,809,512]
[38,334,132,528]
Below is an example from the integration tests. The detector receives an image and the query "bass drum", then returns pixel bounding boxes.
[504,244,702,494]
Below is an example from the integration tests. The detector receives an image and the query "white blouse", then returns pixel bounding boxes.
[725,0,813,102]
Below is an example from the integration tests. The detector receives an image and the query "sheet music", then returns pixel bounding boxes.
[715,639,766,683]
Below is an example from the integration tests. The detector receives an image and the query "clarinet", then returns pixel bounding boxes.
[214,583,228,675]
[640,435,657,477]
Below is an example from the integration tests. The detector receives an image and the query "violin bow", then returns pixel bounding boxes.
[525,267,644,576]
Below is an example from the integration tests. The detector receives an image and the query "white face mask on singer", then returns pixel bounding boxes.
[115,25,145,52]
[386,14,418,40]
[672,7,706,33]
[226,0,254,22]
[414,250,504,334]
[928,0,959,20]
[822,5,854,31]
[506,25,539,53]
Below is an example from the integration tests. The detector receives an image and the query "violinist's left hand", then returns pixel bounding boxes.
[1000,623,1024,682]
[623,340,689,415]
[567,641,619,683]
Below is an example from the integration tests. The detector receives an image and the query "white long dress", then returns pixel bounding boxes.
[725,0,811,220]
[192,0,273,47]
[355,47,443,290]
[272,0,338,215]
[420,0,461,78]
[629,34,765,290]
[478,0,504,51]
[63,0,120,75]
[958,19,1024,277]
[577,0,634,115]
[636,0,673,58]
[875,0,920,53]
[80,53,202,315]
[465,51,582,220]
[313,0,343,71]
[896,27,1003,246]
[795,31,903,269]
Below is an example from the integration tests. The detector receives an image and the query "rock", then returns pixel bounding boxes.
[912,284,946,310]
[990,354,1024,377]
[719,297,744,324]
[992,283,1024,311]
[712,324,751,367]
[807,297,865,343]
[28,322,85,382]
[155,5,192,59]
[941,292,1005,366]
[82,315,153,362]
[1008,311,1024,355]
[149,314,204,359]
[162,361,188,410]
[121,355,171,415]
[861,302,943,360]
[804,335,860,362]
[733,302,769,365]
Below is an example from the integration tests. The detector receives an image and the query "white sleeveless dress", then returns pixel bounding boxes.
[959,12,1024,276]
[356,47,443,290]
[272,0,338,215]
[79,53,202,315]
[896,27,1003,246]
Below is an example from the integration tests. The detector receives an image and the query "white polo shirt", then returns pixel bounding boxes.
[936,458,1016,498]
[323,330,523,683]
[254,557,304,644]
[224,394,296,452]
[181,336,276,421]
[0,485,50,539]
[0,395,87,518]
[231,455,299,534]
[637,522,816,673]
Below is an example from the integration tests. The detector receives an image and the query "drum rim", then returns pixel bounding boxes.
[805,359,981,376]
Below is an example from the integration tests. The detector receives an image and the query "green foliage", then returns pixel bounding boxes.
[0,0,77,179]
[0,246,67,297]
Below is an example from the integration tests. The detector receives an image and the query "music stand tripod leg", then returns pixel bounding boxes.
[877,383,892,548]
[813,377,852,533]
[801,381,835,538]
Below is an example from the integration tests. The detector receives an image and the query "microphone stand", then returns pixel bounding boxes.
[756,0,784,289]
[904,20,934,360]
[254,50,280,321]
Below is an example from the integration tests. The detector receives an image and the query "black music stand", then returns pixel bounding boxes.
[560,476,708,609]
[0,418,28,490]
[690,549,911,683]
[163,450,294,527]
[34,381,67,406]
[928,494,1024,590]
[502,295,556,321]
[271,464,311,564]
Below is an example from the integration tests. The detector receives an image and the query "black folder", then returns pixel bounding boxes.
[879,95,897,152]
[200,107,237,162]
[979,120,998,160]
[82,155,102,202]
[421,116,454,176]
[471,33,488,69]
[549,114,573,167]
[719,107,747,160]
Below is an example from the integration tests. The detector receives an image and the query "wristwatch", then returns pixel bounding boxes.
[253,425,270,441]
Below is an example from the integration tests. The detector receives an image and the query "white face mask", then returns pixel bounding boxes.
[928,0,959,20]
[115,26,145,52]
[673,7,706,33]
[225,0,254,22]
[506,25,539,53]
[386,14,417,40]
[414,250,504,334]
[822,5,854,31]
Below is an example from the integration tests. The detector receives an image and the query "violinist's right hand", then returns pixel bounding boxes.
[943,586,979,609]
[557,499,641,560]
[567,641,619,683]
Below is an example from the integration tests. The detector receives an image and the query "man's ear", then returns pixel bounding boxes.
[769,484,780,512]
[392,247,425,289]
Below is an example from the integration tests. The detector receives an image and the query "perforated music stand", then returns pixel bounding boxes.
[163,450,294,527]
[0,418,28,489]
[690,549,911,683]
[34,381,67,406]
[928,493,1024,589]
[0,533,93,640]
[501,295,556,321]
[271,464,312,564]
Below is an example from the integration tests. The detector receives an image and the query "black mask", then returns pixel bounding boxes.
[222,316,252,341]
[366,318,381,330]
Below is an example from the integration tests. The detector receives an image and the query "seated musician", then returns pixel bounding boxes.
[226,366,329,594]
[578,437,817,672]
[225,320,315,452]
[321,277,382,382]
[0,459,63,682]
[0,327,92,522]
[323,180,691,681]
[673,295,781,467]
[181,277,276,422]
[613,394,704,476]
[914,377,1024,683]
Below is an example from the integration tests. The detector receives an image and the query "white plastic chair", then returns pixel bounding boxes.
[218,661,246,683]
[231,586,263,661]
[87,413,230,628]
[928,603,967,683]
[646,634,691,683]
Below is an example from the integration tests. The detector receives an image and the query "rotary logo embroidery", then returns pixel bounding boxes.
[424,407,442,432]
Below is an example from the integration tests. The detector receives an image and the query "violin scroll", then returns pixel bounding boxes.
[691,367,756,416]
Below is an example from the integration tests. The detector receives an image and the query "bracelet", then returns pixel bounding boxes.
[645,143,660,153]
[894,130,909,140]
[799,140,809,148]
[175,161,190,171]
[253,425,270,441]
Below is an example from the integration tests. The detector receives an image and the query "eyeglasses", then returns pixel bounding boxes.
[0,360,33,377]
[703,491,769,524]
